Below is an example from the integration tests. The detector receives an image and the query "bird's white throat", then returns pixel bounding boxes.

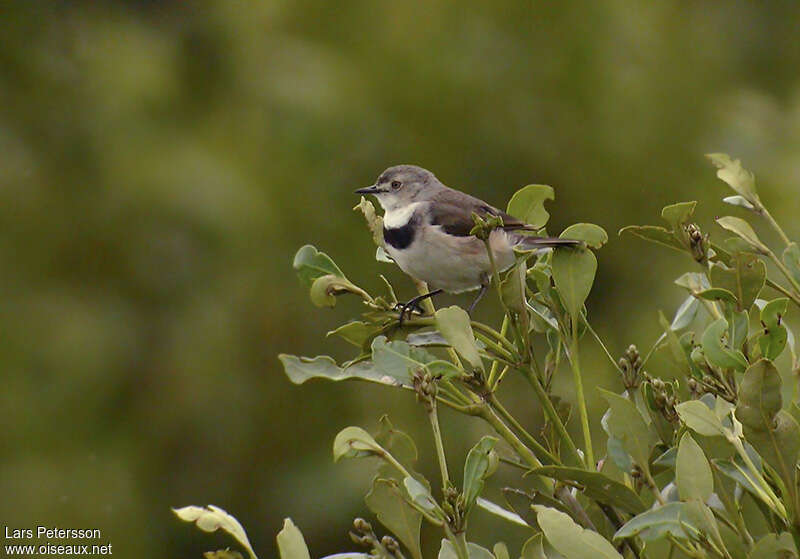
[382,202,423,229]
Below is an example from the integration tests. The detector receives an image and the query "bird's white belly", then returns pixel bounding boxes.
[386,227,515,293]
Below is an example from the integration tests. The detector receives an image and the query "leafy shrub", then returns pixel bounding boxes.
[176,155,800,559]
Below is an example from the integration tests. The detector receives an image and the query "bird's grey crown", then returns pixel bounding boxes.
[377,164,436,186]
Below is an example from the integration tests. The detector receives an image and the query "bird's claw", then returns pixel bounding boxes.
[395,300,425,327]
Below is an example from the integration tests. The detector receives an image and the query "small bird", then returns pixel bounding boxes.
[356,165,580,320]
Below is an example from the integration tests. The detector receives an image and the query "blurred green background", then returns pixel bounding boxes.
[2,1,799,557]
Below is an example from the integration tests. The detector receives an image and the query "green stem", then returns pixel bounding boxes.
[766,248,800,299]
[582,315,623,374]
[487,393,560,465]
[487,317,510,387]
[567,317,595,469]
[765,278,800,308]
[443,524,469,559]
[759,205,792,248]
[731,439,788,519]
[428,402,450,489]
[518,364,584,467]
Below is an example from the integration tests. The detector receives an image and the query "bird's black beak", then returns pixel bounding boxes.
[355,184,381,195]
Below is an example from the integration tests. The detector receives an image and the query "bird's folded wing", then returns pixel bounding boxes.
[428,201,532,237]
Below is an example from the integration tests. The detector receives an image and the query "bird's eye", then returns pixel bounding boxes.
[390,180,402,189]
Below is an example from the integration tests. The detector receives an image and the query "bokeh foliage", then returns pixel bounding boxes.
[1,2,799,558]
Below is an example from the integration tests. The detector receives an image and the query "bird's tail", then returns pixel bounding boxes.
[511,235,583,250]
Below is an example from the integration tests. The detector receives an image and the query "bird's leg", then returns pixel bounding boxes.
[396,289,444,326]
[467,278,489,315]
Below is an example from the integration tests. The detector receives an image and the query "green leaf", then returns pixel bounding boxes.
[365,478,423,559]
[709,254,766,310]
[462,436,499,515]
[783,243,800,285]
[309,274,371,307]
[332,426,384,462]
[676,432,713,502]
[613,502,689,542]
[560,223,608,249]
[736,359,800,507]
[748,533,798,559]
[438,540,495,559]
[506,184,555,229]
[671,296,700,330]
[696,287,738,305]
[701,318,748,371]
[174,505,258,559]
[375,415,418,471]
[675,272,710,294]
[761,298,789,328]
[528,466,645,514]
[707,153,759,202]
[204,551,244,559]
[493,542,509,559]
[521,534,565,559]
[293,245,345,287]
[475,498,529,528]
[403,476,437,511]
[354,196,384,247]
[552,247,597,319]
[759,298,789,360]
[278,354,408,388]
[675,400,727,437]
[619,225,684,251]
[716,216,767,253]
[372,336,437,384]
[326,321,374,348]
[661,201,697,230]
[534,506,623,559]
[435,306,483,370]
[723,195,756,210]
[599,389,658,476]
[276,518,310,559]
[500,262,529,334]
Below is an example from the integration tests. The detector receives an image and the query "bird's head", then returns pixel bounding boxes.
[355,165,438,211]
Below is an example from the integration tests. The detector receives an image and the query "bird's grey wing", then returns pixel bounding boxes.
[428,197,532,237]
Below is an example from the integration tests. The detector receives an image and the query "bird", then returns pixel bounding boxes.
[355,165,580,322]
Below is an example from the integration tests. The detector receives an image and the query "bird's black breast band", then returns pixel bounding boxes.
[383,216,417,250]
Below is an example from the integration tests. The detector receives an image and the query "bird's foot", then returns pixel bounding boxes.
[395,289,444,327]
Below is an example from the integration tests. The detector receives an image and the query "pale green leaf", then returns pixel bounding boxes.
[599,389,658,475]
[619,225,683,251]
[534,505,623,559]
[293,245,345,287]
[676,432,713,502]
[560,223,608,249]
[475,498,529,528]
[675,400,727,437]
[707,153,758,201]
[701,318,748,371]
[736,359,800,505]
[403,476,437,511]
[661,201,697,230]
[528,466,645,514]
[365,478,422,559]
[332,426,384,462]
[278,354,408,388]
[552,247,597,319]
[748,533,798,559]
[174,505,258,559]
[716,216,767,253]
[506,184,555,229]
[435,306,483,370]
[723,195,755,210]
[276,518,309,559]
[613,502,689,542]
[462,436,498,514]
